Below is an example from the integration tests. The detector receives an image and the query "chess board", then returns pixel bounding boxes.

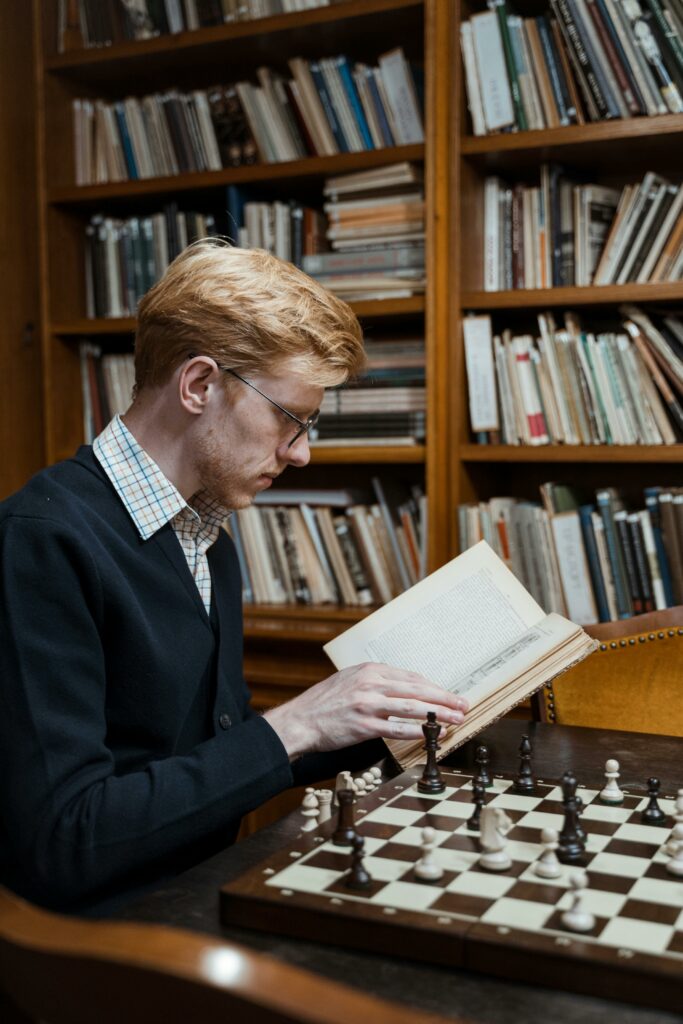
[220,767,683,1011]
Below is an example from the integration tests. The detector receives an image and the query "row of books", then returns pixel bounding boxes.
[483,169,683,292]
[85,208,220,319]
[458,483,683,625]
[228,480,427,605]
[58,0,334,52]
[461,0,683,138]
[318,334,426,444]
[80,344,135,442]
[72,48,423,184]
[463,307,683,445]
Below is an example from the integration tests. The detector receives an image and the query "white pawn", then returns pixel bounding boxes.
[361,770,376,791]
[370,766,382,784]
[300,788,319,831]
[599,759,624,805]
[561,870,595,932]
[317,788,333,823]
[353,777,367,797]
[415,827,444,882]
[533,827,562,879]
[666,823,683,876]
[478,806,513,872]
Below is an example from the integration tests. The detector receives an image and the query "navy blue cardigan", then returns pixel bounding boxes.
[0,449,380,914]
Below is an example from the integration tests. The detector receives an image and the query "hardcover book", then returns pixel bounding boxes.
[324,540,597,769]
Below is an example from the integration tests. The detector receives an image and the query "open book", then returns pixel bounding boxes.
[324,540,597,769]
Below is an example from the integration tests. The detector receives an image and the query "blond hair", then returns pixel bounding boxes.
[134,239,365,393]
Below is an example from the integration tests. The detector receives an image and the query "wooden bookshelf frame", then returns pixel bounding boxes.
[449,0,683,541]
[33,0,452,710]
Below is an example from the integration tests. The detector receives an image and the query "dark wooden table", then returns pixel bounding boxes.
[122,720,683,1024]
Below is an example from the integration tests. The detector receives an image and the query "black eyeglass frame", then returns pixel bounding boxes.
[218,366,320,449]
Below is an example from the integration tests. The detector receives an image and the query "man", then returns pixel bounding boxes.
[0,241,467,915]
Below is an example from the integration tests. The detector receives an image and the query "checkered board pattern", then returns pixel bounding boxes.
[220,768,683,1011]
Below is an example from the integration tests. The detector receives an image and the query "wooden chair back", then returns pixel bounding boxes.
[537,607,683,735]
[0,886,462,1024]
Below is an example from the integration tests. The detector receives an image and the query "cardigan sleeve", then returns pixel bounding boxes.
[0,514,294,913]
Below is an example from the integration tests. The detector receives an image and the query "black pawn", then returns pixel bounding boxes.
[474,744,492,789]
[641,777,667,826]
[467,778,486,831]
[332,788,357,846]
[512,734,535,793]
[418,712,445,794]
[344,834,372,890]
[557,770,586,864]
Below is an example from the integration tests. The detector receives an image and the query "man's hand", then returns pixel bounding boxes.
[262,662,469,761]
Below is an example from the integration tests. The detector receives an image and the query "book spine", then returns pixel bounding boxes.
[553,0,614,116]
[596,490,633,617]
[490,0,528,129]
[536,15,572,123]
[578,504,612,620]
[614,509,644,613]
[658,490,683,604]
[627,512,655,611]
[336,56,375,149]
[644,488,675,605]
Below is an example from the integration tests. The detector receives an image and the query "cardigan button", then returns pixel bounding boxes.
[219,712,232,730]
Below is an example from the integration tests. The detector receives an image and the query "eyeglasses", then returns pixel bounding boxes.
[219,366,320,449]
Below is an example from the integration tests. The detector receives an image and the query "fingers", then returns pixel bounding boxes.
[383,697,465,727]
[353,662,470,714]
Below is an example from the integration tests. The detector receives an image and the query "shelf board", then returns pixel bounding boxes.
[46,0,423,72]
[243,602,371,642]
[461,282,683,309]
[51,296,425,336]
[461,115,683,170]
[309,444,425,463]
[460,444,683,463]
[48,145,425,205]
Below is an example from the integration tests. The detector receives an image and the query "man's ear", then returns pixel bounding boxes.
[178,357,220,415]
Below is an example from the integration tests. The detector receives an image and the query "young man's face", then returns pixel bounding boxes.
[194,360,324,509]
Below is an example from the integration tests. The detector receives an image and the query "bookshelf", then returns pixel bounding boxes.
[451,0,683,543]
[33,0,452,754]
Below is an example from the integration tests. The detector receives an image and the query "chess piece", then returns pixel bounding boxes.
[466,778,486,832]
[332,788,357,846]
[512,734,535,793]
[561,870,595,932]
[558,771,586,864]
[533,827,562,879]
[300,788,319,831]
[418,711,445,794]
[666,790,683,855]
[415,826,444,882]
[599,759,624,805]
[334,770,355,806]
[478,806,513,871]
[641,777,668,826]
[474,744,492,789]
[370,766,382,785]
[361,770,376,791]
[354,776,367,797]
[666,823,683,876]
[344,834,372,890]
[317,789,333,824]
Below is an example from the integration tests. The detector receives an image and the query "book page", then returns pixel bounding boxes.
[324,540,545,689]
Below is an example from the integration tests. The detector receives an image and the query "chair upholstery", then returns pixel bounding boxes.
[539,607,683,736]
[0,887,460,1024]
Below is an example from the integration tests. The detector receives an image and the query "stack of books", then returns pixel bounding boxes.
[458,482,683,624]
[313,334,426,446]
[300,163,425,301]
[79,344,135,442]
[58,0,335,51]
[483,168,683,291]
[462,308,683,445]
[84,207,218,318]
[460,0,683,136]
[230,480,427,606]
[72,48,424,183]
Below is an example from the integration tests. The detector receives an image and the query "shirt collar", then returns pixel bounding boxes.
[93,415,229,541]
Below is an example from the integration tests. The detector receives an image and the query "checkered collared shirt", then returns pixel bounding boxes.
[93,415,229,614]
